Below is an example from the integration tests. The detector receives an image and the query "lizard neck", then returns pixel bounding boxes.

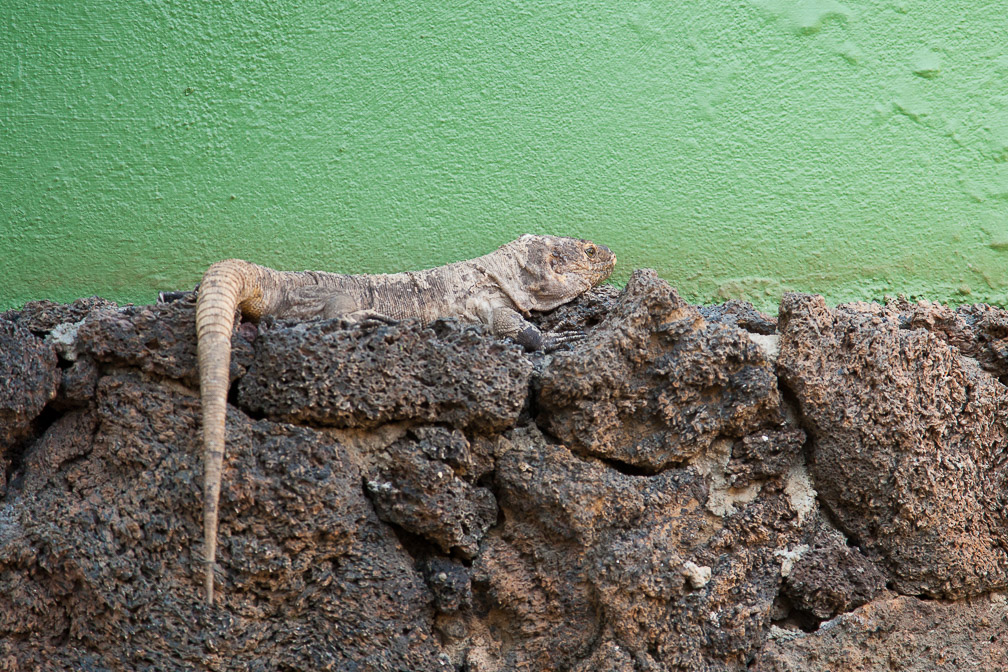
[472,250,532,315]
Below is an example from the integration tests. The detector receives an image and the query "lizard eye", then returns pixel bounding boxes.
[585,246,596,258]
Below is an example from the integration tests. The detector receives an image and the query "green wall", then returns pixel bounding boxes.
[3,1,1007,313]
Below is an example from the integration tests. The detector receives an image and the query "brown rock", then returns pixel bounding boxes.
[468,425,803,671]
[75,297,254,387]
[777,293,1008,598]
[0,373,447,671]
[752,592,1008,671]
[726,427,806,488]
[539,270,782,470]
[0,319,59,450]
[699,299,778,335]
[781,520,886,621]
[364,427,498,557]
[1,296,118,335]
[3,287,1007,670]
[892,296,1008,380]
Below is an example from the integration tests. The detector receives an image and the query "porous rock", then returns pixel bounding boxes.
[532,284,620,334]
[777,293,1008,598]
[0,373,447,671]
[751,592,1008,671]
[0,296,118,335]
[75,297,254,386]
[780,519,886,621]
[237,317,533,432]
[892,296,1008,380]
[0,319,59,450]
[364,426,497,557]
[699,299,778,335]
[539,269,782,470]
[465,425,803,671]
[726,427,806,488]
[2,281,1007,670]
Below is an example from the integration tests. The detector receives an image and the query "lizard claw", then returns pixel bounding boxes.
[157,290,196,304]
[542,329,586,352]
[337,311,399,330]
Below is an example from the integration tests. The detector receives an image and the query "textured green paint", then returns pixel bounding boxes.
[3,1,1007,313]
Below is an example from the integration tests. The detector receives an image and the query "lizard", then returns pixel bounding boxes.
[195,234,615,604]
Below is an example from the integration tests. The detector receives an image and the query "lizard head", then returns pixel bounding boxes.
[505,234,616,311]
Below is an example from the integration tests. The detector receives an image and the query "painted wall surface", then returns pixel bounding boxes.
[2,1,1007,313]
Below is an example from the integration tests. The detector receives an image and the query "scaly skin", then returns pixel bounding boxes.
[196,234,615,604]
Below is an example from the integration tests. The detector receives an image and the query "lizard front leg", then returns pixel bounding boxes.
[491,307,583,352]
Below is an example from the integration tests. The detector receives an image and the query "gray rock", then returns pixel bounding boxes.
[237,317,533,432]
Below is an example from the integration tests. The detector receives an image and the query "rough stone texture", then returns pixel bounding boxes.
[0,373,447,671]
[1,281,1005,670]
[459,425,801,672]
[0,296,119,335]
[726,427,806,488]
[364,426,498,557]
[419,555,473,614]
[699,299,778,335]
[778,293,1008,598]
[75,296,255,387]
[780,519,887,621]
[892,296,1008,380]
[532,284,620,334]
[752,592,1008,671]
[56,355,100,408]
[237,317,533,432]
[539,269,783,470]
[0,319,59,450]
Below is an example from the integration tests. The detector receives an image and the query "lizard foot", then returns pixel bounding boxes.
[337,311,400,330]
[542,329,586,352]
[157,289,197,304]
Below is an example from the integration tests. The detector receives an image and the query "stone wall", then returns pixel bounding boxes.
[0,271,1005,671]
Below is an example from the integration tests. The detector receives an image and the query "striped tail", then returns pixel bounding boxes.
[195,259,263,605]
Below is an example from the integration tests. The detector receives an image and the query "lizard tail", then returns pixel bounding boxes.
[195,258,266,605]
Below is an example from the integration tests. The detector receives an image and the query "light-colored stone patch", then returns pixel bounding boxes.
[693,438,763,517]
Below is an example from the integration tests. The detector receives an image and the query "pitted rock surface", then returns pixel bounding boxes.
[781,519,886,620]
[1,280,1005,670]
[462,425,801,672]
[532,284,620,334]
[0,373,446,671]
[752,592,1008,671]
[699,299,778,335]
[75,297,254,386]
[892,296,1008,380]
[778,293,1008,598]
[539,269,782,470]
[1,296,119,335]
[726,427,806,488]
[364,427,497,557]
[237,317,533,432]
[0,319,58,451]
